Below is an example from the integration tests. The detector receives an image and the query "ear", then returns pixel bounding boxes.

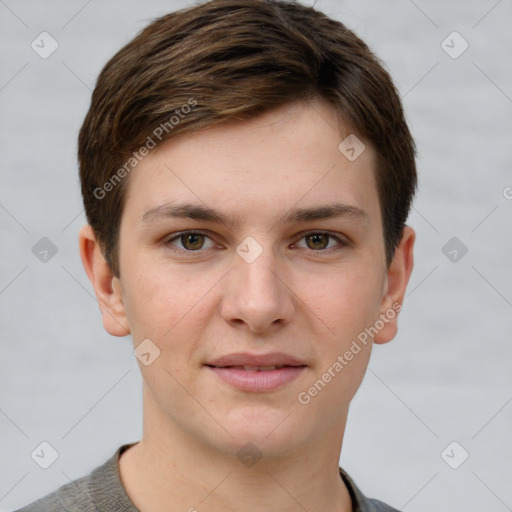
[78,224,130,337]
[373,226,415,345]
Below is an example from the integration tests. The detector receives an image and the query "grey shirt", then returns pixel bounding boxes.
[15,443,401,512]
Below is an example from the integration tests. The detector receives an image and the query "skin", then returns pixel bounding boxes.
[79,97,415,512]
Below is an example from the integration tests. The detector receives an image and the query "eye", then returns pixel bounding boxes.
[165,231,217,251]
[293,232,346,251]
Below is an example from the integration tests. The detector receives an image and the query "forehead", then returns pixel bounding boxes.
[122,98,380,227]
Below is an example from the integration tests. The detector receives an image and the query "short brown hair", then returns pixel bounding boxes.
[78,0,417,277]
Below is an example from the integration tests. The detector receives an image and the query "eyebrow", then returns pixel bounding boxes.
[141,202,370,229]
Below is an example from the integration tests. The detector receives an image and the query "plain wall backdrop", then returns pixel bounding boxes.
[1,0,511,511]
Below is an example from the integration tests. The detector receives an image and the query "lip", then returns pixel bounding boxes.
[206,366,307,392]
[206,351,307,368]
[204,352,307,392]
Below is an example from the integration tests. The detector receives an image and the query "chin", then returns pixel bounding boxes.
[211,408,310,455]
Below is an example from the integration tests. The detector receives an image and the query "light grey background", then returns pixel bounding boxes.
[1,0,511,511]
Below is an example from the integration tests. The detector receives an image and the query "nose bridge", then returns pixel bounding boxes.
[222,237,293,330]
[235,239,282,302]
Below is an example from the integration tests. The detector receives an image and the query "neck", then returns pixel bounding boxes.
[119,385,353,512]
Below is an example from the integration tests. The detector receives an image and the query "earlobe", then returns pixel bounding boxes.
[78,225,130,337]
[373,226,415,345]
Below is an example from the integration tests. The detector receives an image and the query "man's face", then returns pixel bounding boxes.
[111,98,400,457]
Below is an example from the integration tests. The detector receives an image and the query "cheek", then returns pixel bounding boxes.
[121,259,217,350]
[302,262,384,338]
[121,262,178,340]
[296,270,379,419]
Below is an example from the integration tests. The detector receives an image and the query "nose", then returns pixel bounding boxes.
[220,243,295,334]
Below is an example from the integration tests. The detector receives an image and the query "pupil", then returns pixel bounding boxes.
[307,233,328,250]
[183,233,204,250]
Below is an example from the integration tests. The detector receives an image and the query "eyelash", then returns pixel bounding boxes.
[163,230,348,254]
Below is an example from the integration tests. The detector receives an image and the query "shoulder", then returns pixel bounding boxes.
[367,498,402,511]
[13,443,136,512]
[339,467,402,512]
[13,475,97,512]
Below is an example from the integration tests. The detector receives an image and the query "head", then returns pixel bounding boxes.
[79,0,416,460]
